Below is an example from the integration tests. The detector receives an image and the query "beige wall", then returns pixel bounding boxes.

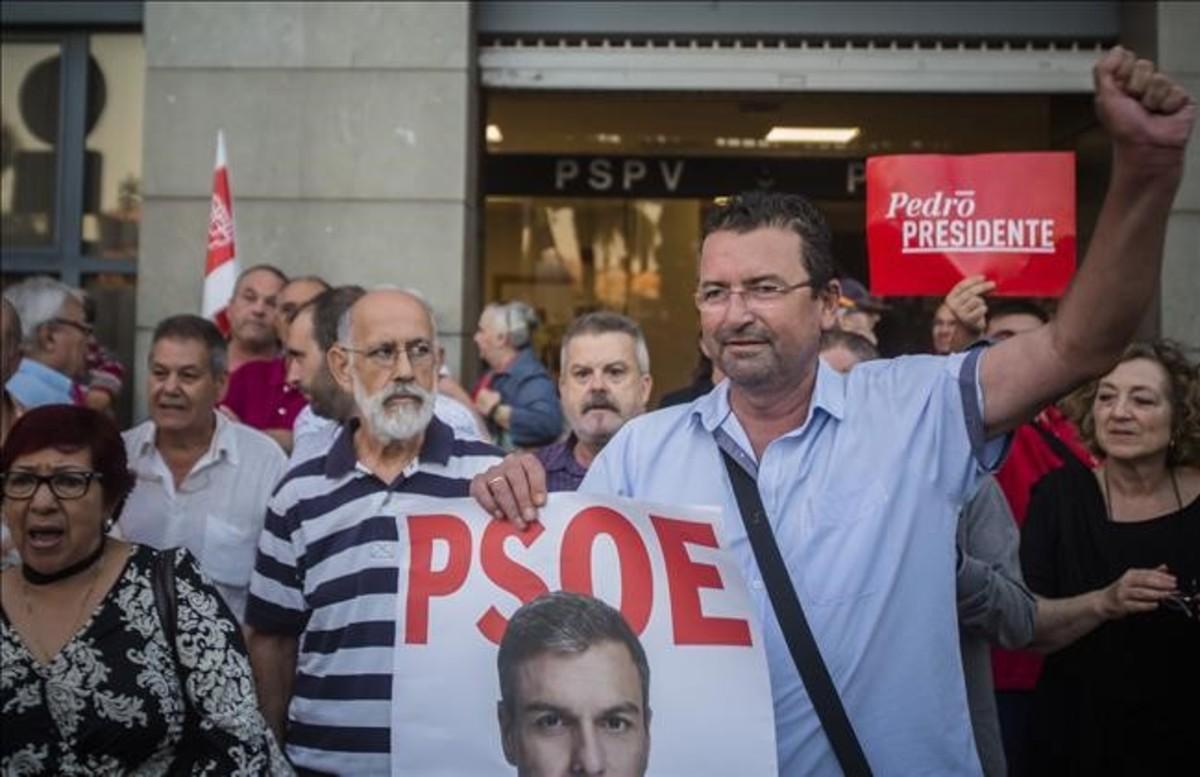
[136,1,477,419]
[1155,1,1200,345]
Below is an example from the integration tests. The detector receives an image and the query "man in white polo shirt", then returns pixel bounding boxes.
[118,314,286,620]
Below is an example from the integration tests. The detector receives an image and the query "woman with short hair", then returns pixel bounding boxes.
[0,405,291,775]
[1021,340,1200,774]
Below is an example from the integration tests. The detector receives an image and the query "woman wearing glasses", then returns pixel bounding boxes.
[0,405,290,775]
[1020,340,1200,775]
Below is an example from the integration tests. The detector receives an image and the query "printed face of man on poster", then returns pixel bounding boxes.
[497,592,651,777]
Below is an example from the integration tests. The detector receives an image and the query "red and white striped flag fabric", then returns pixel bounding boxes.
[201,130,239,335]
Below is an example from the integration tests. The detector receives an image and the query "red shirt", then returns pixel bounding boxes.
[221,357,307,432]
[991,405,1095,691]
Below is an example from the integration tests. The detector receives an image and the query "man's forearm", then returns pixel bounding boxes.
[247,629,298,742]
[983,161,1184,433]
[957,553,1036,649]
[1050,157,1181,376]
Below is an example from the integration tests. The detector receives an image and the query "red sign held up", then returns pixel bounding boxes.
[867,152,1076,297]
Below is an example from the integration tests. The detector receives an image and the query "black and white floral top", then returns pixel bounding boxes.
[0,545,292,775]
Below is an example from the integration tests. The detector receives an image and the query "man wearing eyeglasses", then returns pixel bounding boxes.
[244,288,504,773]
[2,276,90,409]
[473,49,1195,776]
[535,312,652,493]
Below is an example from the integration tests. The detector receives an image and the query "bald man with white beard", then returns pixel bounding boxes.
[244,289,504,773]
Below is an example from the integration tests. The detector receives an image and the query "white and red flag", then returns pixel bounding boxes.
[201,130,239,334]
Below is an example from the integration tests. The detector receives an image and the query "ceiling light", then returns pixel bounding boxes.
[486,124,503,143]
[765,126,861,144]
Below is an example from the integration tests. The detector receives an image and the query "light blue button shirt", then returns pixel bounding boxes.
[5,358,75,408]
[582,350,1006,776]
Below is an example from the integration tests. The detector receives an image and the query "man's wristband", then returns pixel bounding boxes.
[487,403,501,421]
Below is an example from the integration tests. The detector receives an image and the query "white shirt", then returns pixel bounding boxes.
[118,412,287,620]
[288,395,487,468]
[289,405,341,468]
[290,405,335,467]
[434,394,489,443]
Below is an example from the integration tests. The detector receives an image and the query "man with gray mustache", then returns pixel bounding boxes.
[534,312,653,492]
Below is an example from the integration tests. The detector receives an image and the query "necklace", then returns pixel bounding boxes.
[1102,464,1184,522]
[22,534,107,585]
[20,548,105,665]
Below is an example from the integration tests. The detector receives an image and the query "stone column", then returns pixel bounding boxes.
[136,1,477,418]
[1154,1,1200,345]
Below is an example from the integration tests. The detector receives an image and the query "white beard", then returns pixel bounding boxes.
[352,376,436,444]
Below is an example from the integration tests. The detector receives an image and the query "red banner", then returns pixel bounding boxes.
[202,130,239,335]
[866,152,1075,297]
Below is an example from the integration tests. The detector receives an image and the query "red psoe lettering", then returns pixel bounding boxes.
[651,515,752,646]
[477,520,550,644]
[560,507,653,634]
[405,514,472,644]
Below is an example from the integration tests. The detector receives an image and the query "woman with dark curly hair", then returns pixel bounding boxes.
[0,405,291,775]
[1020,340,1200,775]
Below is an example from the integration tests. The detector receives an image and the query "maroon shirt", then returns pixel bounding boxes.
[533,434,590,493]
[221,357,306,432]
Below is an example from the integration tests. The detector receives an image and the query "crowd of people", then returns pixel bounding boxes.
[1,47,1197,776]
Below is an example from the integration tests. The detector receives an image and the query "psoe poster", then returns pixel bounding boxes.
[388,492,778,776]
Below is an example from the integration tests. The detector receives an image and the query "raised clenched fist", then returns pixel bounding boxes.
[1094,47,1195,155]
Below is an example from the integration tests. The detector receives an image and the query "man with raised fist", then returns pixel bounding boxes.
[473,48,1194,776]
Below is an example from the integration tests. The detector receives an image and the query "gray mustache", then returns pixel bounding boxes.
[384,385,429,402]
[582,394,618,413]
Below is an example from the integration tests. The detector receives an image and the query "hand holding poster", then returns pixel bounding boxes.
[388,493,777,776]
[866,152,1076,296]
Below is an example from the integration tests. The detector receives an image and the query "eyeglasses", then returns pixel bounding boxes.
[695,280,815,310]
[341,339,435,370]
[52,317,95,336]
[1162,577,1199,622]
[1,471,104,500]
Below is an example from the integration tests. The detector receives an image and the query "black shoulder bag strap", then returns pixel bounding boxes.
[151,549,179,647]
[719,449,874,777]
[1029,417,1090,471]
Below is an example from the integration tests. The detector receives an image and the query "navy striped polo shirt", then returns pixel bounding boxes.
[245,417,503,775]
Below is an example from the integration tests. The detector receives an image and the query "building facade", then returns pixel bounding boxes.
[2,1,1197,421]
